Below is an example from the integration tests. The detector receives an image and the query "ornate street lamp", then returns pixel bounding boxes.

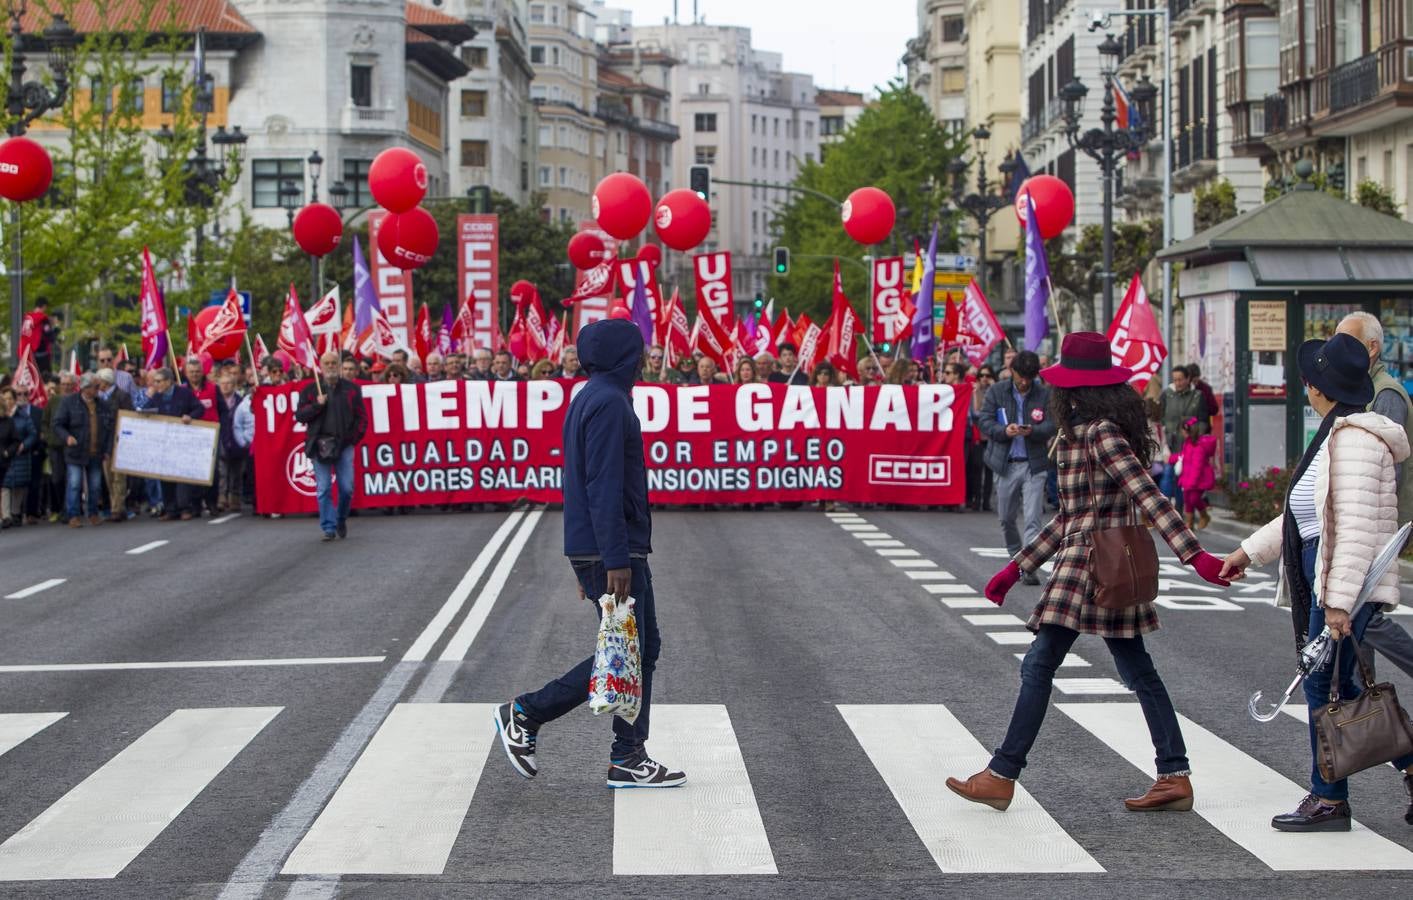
[278,178,302,229]
[949,125,1018,295]
[327,180,351,211]
[307,149,323,204]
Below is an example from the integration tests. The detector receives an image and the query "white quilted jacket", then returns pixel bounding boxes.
[1241,412,1410,613]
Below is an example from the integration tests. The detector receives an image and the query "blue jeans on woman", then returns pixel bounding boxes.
[65,459,104,520]
[1300,540,1413,800]
[990,623,1189,779]
[312,445,354,536]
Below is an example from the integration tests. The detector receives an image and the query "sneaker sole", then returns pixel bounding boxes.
[1125,798,1194,812]
[1270,819,1351,833]
[492,708,536,779]
[606,776,687,789]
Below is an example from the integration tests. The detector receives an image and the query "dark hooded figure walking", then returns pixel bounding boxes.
[494,318,686,789]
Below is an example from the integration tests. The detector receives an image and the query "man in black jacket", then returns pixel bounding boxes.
[145,367,207,520]
[979,350,1055,583]
[294,351,367,541]
[52,373,115,527]
[96,368,134,521]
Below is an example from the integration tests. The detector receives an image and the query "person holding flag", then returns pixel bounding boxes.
[294,351,367,542]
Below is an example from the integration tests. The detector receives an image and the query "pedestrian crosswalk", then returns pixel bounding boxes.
[0,700,1410,883]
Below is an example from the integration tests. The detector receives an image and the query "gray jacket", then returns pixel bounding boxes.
[979,379,1055,475]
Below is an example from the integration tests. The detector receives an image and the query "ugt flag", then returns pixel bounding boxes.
[1106,273,1167,392]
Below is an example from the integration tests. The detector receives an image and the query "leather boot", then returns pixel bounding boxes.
[945,769,1014,811]
[1402,772,1412,826]
[1183,511,1194,530]
[1124,775,1193,811]
[1271,794,1352,832]
[1197,509,1211,530]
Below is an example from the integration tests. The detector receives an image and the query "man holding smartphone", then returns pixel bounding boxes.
[980,351,1054,584]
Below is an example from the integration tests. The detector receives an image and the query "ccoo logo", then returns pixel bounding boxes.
[286,446,318,497]
[655,204,673,229]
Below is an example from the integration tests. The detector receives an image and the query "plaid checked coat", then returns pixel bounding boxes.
[1015,419,1203,638]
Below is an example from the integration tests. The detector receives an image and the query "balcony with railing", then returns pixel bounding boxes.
[1263,91,1287,133]
[1329,54,1380,113]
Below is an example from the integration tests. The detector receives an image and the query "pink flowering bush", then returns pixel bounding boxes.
[1231,465,1292,524]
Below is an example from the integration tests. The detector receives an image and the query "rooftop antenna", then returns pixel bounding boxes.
[673,1,678,23]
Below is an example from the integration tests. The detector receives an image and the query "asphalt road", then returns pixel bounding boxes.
[0,505,1411,899]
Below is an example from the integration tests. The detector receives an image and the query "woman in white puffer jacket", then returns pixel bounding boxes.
[1224,332,1413,833]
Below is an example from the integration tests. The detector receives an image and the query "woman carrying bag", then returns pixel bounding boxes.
[947,333,1230,813]
[1222,332,1413,832]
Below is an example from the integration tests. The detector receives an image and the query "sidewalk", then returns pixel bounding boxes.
[1204,507,1413,582]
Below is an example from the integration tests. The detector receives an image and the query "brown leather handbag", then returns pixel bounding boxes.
[1313,639,1413,784]
[1084,441,1160,610]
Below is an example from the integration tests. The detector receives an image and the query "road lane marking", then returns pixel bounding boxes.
[124,540,169,556]
[1058,703,1413,871]
[0,657,385,673]
[941,598,996,609]
[1014,653,1091,668]
[1280,705,1308,723]
[877,548,920,557]
[905,570,954,580]
[3,579,65,600]
[402,512,525,662]
[0,707,281,881]
[851,531,890,540]
[987,632,1035,645]
[890,559,937,569]
[209,513,241,525]
[826,512,862,519]
[1052,678,1130,695]
[614,705,776,875]
[841,524,878,532]
[962,614,1027,627]
[839,704,1103,873]
[0,713,67,759]
[922,583,981,595]
[438,510,542,661]
[863,539,904,547]
[283,704,496,875]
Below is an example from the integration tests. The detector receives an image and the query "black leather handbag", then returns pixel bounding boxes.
[1313,638,1413,784]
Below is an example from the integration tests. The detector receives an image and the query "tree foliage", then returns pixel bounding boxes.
[1354,179,1402,218]
[768,80,966,321]
[1194,179,1238,232]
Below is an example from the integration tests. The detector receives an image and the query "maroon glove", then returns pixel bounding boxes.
[1189,551,1231,587]
[985,562,1022,606]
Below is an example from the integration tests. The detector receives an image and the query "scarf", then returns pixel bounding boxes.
[1280,401,1362,649]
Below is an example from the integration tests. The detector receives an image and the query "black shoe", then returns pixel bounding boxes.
[606,755,686,789]
[1403,772,1412,825]
[493,702,538,779]
[1021,572,1041,586]
[321,532,336,542]
[336,521,347,539]
[1271,794,1351,832]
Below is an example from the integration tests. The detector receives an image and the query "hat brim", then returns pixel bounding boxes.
[1039,362,1134,388]
[1297,339,1374,407]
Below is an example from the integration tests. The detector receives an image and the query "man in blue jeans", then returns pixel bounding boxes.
[52,373,115,528]
[294,351,366,542]
[495,317,684,789]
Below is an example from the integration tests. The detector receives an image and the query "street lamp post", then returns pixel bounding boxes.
[948,125,1017,296]
[1059,33,1156,326]
[278,178,301,229]
[6,4,75,368]
[304,149,323,299]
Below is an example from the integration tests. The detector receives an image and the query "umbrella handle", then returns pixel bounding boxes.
[1248,672,1304,723]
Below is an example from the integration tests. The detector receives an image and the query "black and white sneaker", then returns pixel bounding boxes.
[493,701,538,779]
[606,755,687,789]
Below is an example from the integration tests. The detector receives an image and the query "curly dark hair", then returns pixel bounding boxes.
[1049,383,1157,468]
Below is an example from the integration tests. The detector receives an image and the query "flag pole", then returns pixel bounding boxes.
[167,333,184,384]
[861,335,886,381]
[1046,275,1066,345]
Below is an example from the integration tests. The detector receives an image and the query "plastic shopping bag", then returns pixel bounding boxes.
[587,594,642,724]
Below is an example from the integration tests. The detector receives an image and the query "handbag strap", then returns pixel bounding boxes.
[1328,634,1379,704]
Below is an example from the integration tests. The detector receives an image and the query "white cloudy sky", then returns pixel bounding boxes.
[606,0,917,95]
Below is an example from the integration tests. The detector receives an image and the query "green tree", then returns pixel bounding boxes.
[1354,179,1402,217]
[768,80,966,321]
[1046,219,1162,330]
[1194,179,1238,231]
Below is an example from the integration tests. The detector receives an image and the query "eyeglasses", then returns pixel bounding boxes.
[649,354,663,360]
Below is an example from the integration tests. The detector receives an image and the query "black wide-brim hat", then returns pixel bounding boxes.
[1039,332,1133,388]
[1297,332,1374,407]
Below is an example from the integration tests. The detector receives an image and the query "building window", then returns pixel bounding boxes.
[252,158,304,208]
[773,118,780,136]
[551,4,560,25]
[461,89,488,117]
[461,46,487,68]
[695,145,717,165]
[160,74,182,113]
[773,149,780,168]
[821,114,844,136]
[805,121,813,138]
[529,4,545,23]
[538,165,551,186]
[942,67,965,93]
[694,112,717,132]
[462,140,489,167]
[121,77,143,114]
[551,46,560,67]
[1244,19,1279,100]
[538,124,551,146]
[805,152,814,164]
[697,82,710,95]
[558,165,569,186]
[350,64,373,108]
[530,45,546,64]
[91,76,113,113]
[751,147,757,164]
[942,16,965,42]
[343,159,372,207]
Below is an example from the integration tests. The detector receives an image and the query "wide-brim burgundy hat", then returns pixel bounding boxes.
[1039,332,1133,388]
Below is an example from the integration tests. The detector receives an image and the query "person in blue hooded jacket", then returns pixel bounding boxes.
[494,317,685,789]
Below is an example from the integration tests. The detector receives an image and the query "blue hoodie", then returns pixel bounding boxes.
[562,318,651,567]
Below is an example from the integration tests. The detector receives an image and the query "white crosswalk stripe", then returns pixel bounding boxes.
[0,713,66,760]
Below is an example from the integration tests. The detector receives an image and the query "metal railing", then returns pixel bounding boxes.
[1329,54,1379,112]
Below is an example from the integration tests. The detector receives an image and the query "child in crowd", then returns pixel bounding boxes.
[1173,416,1219,530]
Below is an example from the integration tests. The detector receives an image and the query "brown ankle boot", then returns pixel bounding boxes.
[1124,775,1193,811]
[1197,509,1211,530]
[945,769,1015,811]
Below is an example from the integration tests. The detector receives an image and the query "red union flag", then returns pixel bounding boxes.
[958,279,1005,367]
[1106,273,1167,392]
[280,286,320,370]
[305,287,341,335]
[199,288,248,354]
[693,251,734,326]
[870,256,905,343]
[457,214,499,352]
[13,348,45,408]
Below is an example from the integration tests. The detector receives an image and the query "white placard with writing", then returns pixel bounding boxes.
[112,410,219,486]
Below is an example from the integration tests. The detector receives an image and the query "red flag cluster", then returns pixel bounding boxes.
[1107,273,1168,392]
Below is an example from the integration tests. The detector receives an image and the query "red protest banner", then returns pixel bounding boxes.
[457,214,500,352]
[253,381,969,513]
[693,251,734,326]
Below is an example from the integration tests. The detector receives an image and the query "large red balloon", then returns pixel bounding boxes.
[652,189,711,251]
[567,230,606,269]
[636,243,662,268]
[292,203,344,257]
[841,187,895,245]
[593,172,652,241]
[368,147,428,213]
[190,305,243,361]
[376,207,440,270]
[1014,174,1075,240]
[0,136,53,203]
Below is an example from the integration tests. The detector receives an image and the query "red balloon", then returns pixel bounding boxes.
[376,207,440,270]
[637,243,662,267]
[0,136,53,203]
[368,147,428,213]
[292,203,344,257]
[190,305,243,361]
[567,230,606,270]
[841,187,896,245]
[1014,174,1075,240]
[593,172,652,241]
[652,189,711,252]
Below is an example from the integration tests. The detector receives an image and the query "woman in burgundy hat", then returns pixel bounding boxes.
[946,332,1230,814]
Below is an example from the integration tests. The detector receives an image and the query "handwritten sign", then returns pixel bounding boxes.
[1248,301,1287,352]
[112,410,219,486]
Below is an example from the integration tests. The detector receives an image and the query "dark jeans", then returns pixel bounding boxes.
[966,441,993,509]
[65,458,104,519]
[1300,541,1413,800]
[312,445,355,535]
[517,558,660,761]
[990,624,1189,780]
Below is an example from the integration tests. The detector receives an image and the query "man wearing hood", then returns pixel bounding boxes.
[494,318,685,789]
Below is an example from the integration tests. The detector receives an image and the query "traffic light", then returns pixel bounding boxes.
[773,246,789,275]
[689,165,711,199]
[753,293,764,310]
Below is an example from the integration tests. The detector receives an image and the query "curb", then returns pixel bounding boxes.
[1205,509,1413,582]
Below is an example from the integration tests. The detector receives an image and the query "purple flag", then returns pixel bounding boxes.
[1023,195,1051,352]
[910,223,938,360]
[437,302,455,356]
[630,261,654,345]
[352,235,381,334]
